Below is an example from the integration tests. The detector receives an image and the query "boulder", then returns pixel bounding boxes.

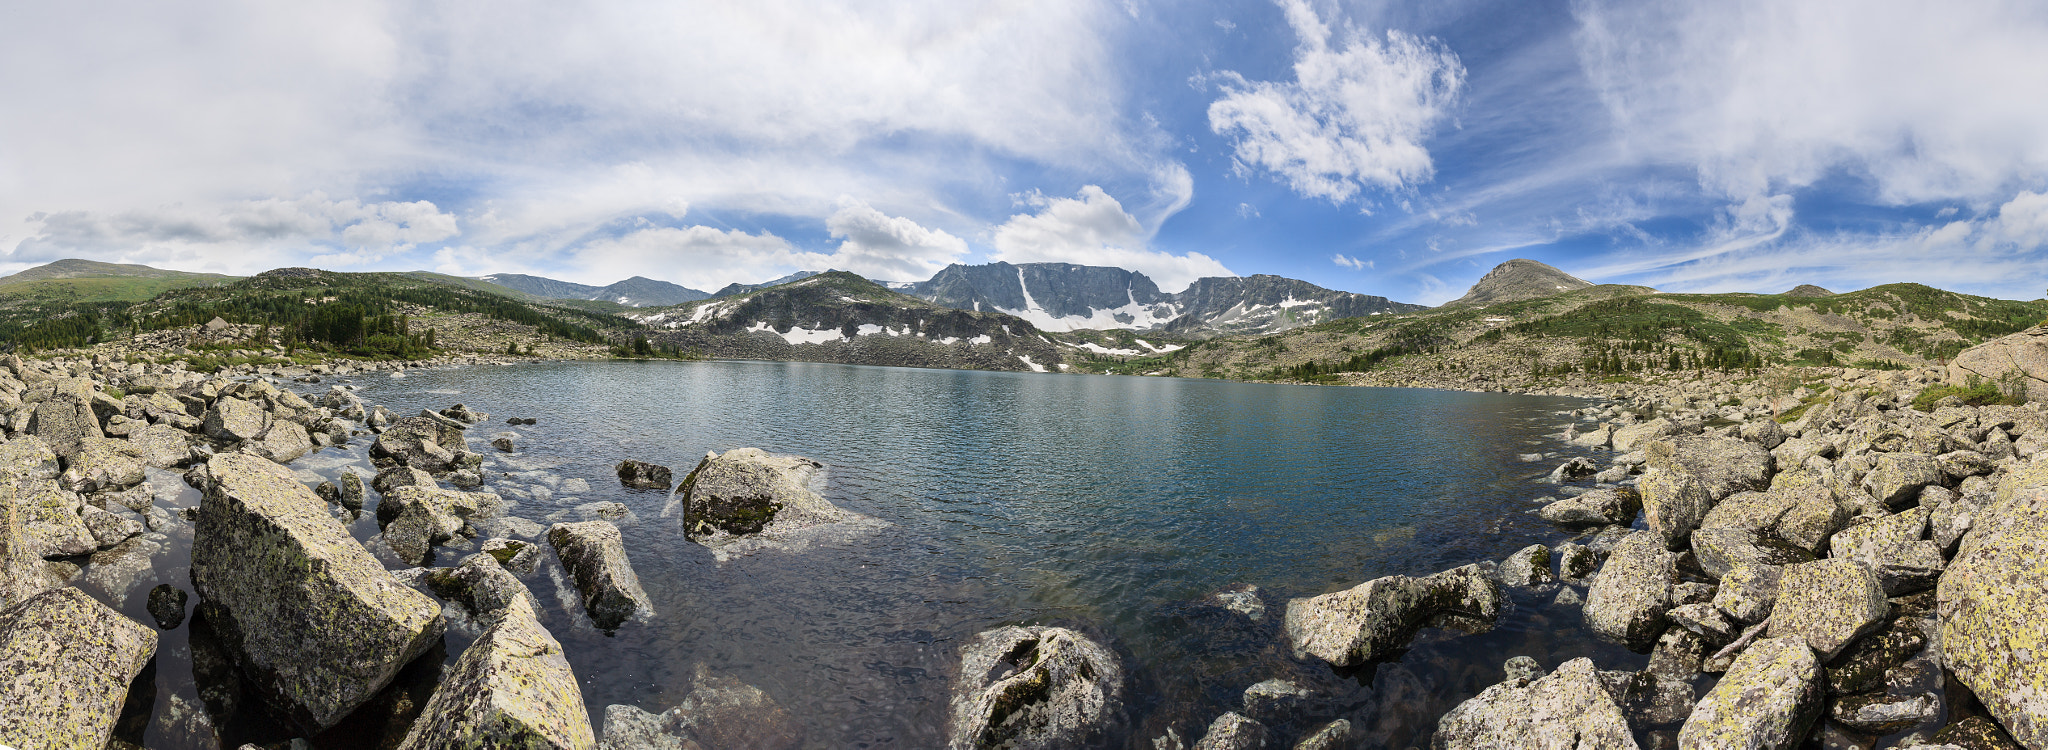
[1741,419,1787,450]
[1769,559,1887,660]
[482,538,541,574]
[1939,485,2048,748]
[1647,436,1775,501]
[1583,531,1678,652]
[0,435,62,482]
[547,521,653,632]
[337,470,365,511]
[397,597,595,750]
[1295,720,1353,750]
[946,626,1126,750]
[202,396,270,442]
[1698,484,1843,552]
[373,465,437,496]
[18,479,96,558]
[1283,563,1504,667]
[421,554,538,626]
[190,453,445,733]
[1690,527,1814,580]
[491,433,516,453]
[28,378,105,458]
[671,448,843,537]
[247,420,313,464]
[81,504,143,547]
[616,459,673,490]
[1945,324,2048,401]
[1676,636,1822,750]
[1712,564,1783,623]
[1556,543,1599,581]
[1537,487,1641,527]
[1192,713,1267,750]
[1862,453,1942,508]
[60,436,148,493]
[1431,657,1638,750]
[1612,418,1676,453]
[1499,544,1555,588]
[129,423,195,468]
[0,587,158,750]
[1549,457,1600,482]
[1825,618,1928,696]
[1638,468,1713,550]
[371,416,469,473]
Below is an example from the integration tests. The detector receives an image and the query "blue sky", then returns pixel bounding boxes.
[5,0,2048,304]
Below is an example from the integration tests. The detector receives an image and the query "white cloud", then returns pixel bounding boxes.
[990,186,1232,292]
[8,195,459,274]
[822,199,969,282]
[1333,253,1371,270]
[1573,0,2048,206]
[1207,0,1466,203]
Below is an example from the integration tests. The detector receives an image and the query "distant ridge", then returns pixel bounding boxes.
[1446,259,1595,307]
[0,259,236,303]
[478,272,710,307]
[1782,284,1835,297]
[907,261,1421,336]
[713,271,821,298]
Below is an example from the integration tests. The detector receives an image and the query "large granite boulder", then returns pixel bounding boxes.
[547,521,653,632]
[1638,468,1713,550]
[1647,436,1775,501]
[1583,530,1678,651]
[190,453,445,733]
[201,396,270,442]
[16,478,96,558]
[397,596,595,750]
[28,377,105,458]
[246,420,313,464]
[1940,485,2048,748]
[1946,323,2048,401]
[1611,418,1677,453]
[1769,558,1887,660]
[1677,636,1822,750]
[60,436,149,494]
[1537,487,1641,527]
[1862,453,1942,508]
[1431,657,1638,750]
[615,459,673,490]
[672,448,834,537]
[129,423,195,468]
[371,415,469,473]
[1698,484,1843,552]
[946,626,1126,750]
[1689,527,1813,580]
[1192,713,1268,750]
[1284,563,1505,668]
[378,486,501,565]
[0,586,158,750]
[0,435,62,483]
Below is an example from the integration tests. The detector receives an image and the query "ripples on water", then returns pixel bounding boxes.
[131,360,1648,748]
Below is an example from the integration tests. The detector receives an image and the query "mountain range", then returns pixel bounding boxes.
[477,273,711,307]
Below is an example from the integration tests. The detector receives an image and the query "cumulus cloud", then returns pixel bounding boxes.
[1207,0,1466,203]
[990,186,1232,292]
[9,195,459,274]
[823,199,969,282]
[1573,0,2048,205]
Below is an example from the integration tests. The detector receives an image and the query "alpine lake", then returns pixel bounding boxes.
[117,359,1649,748]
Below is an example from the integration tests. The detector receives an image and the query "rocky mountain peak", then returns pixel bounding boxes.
[1447,259,1594,307]
[1782,284,1835,297]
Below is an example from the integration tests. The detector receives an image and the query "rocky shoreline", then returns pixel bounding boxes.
[2,332,2047,749]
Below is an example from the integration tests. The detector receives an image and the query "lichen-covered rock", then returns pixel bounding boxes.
[0,586,158,750]
[373,465,437,496]
[1699,484,1843,552]
[60,436,148,493]
[1825,617,1927,695]
[1549,456,1600,482]
[0,435,62,482]
[1639,468,1713,551]
[1690,527,1814,580]
[1712,564,1783,623]
[482,538,541,574]
[397,596,595,750]
[422,553,538,626]
[1666,603,1739,644]
[547,521,653,632]
[947,625,1125,750]
[1612,418,1676,453]
[1939,485,2048,748]
[1647,436,1775,501]
[129,423,194,468]
[202,396,270,442]
[18,479,96,558]
[671,448,834,536]
[615,459,673,490]
[247,420,313,464]
[1431,657,1639,750]
[491,433,516,453]
[81,504,143,547]
[1538,487,1641,527]
[1863,453,1942,507]
[1584,531,1678,652]
[1946,324,2048,401]
[1679,637,1821,749]
[372,415,469,473]
[29,378,105,458]
[190,453,445,733]
[338,470,365,511]
[379,486,499,565]
[1769,558,1887,660]
[1499,544,1554,589]
[1295,720,1353,750]
[1931,716,2026,750]
[1284,563,1504,667]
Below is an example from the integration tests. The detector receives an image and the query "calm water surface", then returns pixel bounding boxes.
[128,360,1646,748]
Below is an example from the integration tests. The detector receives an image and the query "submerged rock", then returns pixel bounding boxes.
[190,453,445,734]
[0,586,158,750]
[547,521,653,632]
[148,583,188,630]
[1192,712,1267,750]
[397,597,594,750]
[946,625,1126,750]
[1283,563,1504,668]
[1939,485,2048,748]
[598,664,802,750]
[1431,657,1638,750]
[615,459,673,490]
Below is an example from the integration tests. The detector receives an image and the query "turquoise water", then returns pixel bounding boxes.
[136,360,1646,748]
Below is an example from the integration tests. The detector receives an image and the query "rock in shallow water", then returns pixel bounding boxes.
[397,596,595,750]
[615,459,673,490]
[0,586,158,750]
[190,452,445,734]
[1283,563,1504,668]
[547,521,653,632]
[1583,530,1677,652]
[946,625,1126,750]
